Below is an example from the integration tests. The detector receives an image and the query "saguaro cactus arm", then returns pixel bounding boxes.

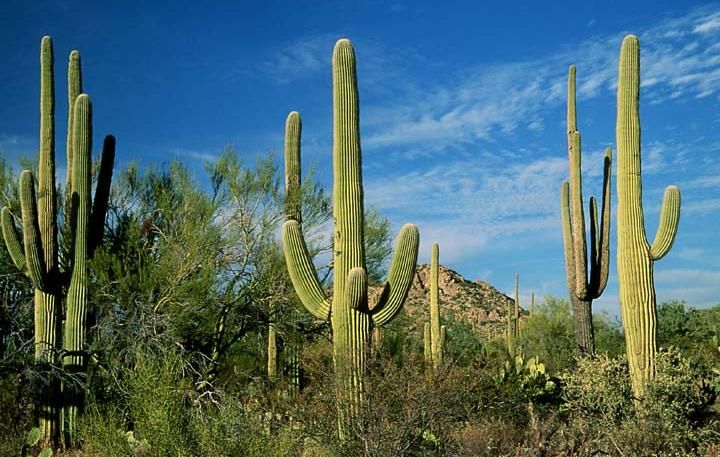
[65,50,82,219]
[2,208,27,272]
[563,65,612,302]
[88,135,115,256]
[649,186,681,260]
[284,112,302,223]
[568,131,589,299]
[346,267,368,311]
[19,172,49,291]
[370,223,419,326]
[560,181,576,295]
[282,220,331,320]
[38,36,57,279]
[589,148,612,295]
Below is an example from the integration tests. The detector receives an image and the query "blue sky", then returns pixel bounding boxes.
[1,1,720,314]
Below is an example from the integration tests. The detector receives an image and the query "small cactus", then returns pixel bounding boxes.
[423,243,445,372]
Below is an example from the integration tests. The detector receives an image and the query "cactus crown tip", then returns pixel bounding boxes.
[622,34,639,48]
[70,50,80,58]
[334,39,355,57]
[41,35,52,44]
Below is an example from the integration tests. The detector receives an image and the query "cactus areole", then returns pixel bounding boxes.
[281,39,419,437]
[616,35,680,397]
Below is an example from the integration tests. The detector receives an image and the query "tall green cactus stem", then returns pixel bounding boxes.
[616,35,680,397]
[506,274,520,356]
[281,39,420,436]
[530,292,535,315]
[561,65,612,354]
[424,243,444,370]
[514,273,520,332]
[63,94,92,440]
[423,322,431,378]
[267,311,277,380]
[1,37,115,446]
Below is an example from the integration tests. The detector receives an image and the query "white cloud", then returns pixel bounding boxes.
[357,4,720,154]
[654,268,720,306]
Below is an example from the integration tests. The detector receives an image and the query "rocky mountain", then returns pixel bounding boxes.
[401,264,519,337]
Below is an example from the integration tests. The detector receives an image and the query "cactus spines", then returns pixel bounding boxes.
[561,64,612,354]
[281,39,420,436]
[616,35,680,397]
[424,243,444,371]
[1,37,115,446]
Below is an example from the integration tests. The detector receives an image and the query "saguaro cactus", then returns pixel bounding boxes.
[1,37,115,446]
[267,309,277,380]
[281,39,419,436]
[561,65,612,354]
[506,273,520,357]
[616,35,680,397]
[423,243,445,371]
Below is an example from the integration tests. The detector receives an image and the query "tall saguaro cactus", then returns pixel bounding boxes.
[616,35,680,397]
[1,36,115,446]
[506,273,520,357]
[281,39,419,436]
[423,243,445,371]
[561,65,612,354]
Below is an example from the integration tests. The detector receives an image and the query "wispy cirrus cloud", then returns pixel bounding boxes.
[359,4,720,155]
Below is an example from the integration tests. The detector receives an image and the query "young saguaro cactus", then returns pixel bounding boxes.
[281,39,420,436]
[560,65,612,354]
[506,274,520,357]
[1,37,115,446]
[616,35,680,397]
[423,243,445,371]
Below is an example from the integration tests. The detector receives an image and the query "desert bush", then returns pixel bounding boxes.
[562,353,633,426]
[517,296,576,373]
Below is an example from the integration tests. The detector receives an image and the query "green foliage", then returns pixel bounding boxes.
[562,347,717,455]
[592,311,626,356]
[516,296,576,373]
[562,353,633,426]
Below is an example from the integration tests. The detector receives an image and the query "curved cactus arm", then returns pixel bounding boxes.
[560,181,577,297]
[19,171,48,291]
[370,223,419,327]
[88,134,115,256]
[2,208,27,272]
[345,267,368,311]
[282,220,331,320]
[649,185,681,261]
[590,148,612,297]
[589,196,599,279]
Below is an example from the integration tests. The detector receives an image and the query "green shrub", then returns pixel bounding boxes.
[562,353,633,426]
